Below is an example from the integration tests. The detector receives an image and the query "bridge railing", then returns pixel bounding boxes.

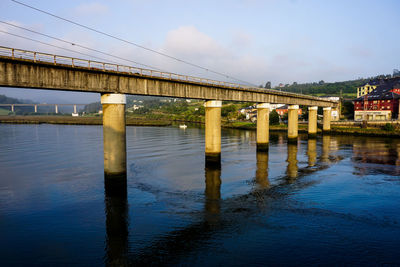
[0,46,253,90]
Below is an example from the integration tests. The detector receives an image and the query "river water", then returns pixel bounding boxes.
[0,124,400,266]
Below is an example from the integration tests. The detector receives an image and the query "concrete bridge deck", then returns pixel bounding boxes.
[0,46,337,107]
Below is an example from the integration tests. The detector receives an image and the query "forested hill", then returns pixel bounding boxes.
[272,79,367,98]
[0,94,34,104]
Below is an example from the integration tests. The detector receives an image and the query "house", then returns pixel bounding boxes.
[239,105,257,121]
[354,80,400,121]
[275,105,302,116]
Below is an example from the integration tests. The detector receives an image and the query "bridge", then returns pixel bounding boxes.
[0,46,339,176]
[0,103,86,114]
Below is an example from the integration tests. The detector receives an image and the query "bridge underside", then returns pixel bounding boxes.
[0,57,336,107]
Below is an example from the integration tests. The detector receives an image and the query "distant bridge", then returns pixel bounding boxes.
[0,103,87,113]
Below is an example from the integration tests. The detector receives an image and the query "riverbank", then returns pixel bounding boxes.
[0,115,172,126]
[1,115,400,137]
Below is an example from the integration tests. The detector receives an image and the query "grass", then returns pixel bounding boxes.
[0,108,10,115]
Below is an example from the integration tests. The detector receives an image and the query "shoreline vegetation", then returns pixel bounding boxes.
[1,115,400,137]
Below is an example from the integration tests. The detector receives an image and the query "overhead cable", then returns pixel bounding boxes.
[11,0,258,86]
[0,20,164,71]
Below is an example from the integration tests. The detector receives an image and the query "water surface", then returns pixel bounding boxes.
[1,124,400,266]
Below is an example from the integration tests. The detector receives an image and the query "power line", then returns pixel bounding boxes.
[0,20,164,71]
[0,30,123,65]
[11,0,258,87]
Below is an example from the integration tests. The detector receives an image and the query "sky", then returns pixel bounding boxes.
[0,0,399,103]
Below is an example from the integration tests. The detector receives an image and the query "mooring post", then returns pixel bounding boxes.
[204,100,222,167]
[256,103,270,152]
[308,106,318,138]
[101,93,127,177]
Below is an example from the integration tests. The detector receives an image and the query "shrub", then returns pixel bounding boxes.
[383,123,395,131]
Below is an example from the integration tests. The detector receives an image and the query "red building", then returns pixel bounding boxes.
[354,80,400,121]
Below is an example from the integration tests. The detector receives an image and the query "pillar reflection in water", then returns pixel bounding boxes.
[286,143,298,181]
[204,164,221,224]
[104,174,129,266]
[255,151,270,189]
[321,135,331,163]
[307,138,317,167]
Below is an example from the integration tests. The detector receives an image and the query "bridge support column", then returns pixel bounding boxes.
[73,104,77,114]
[288,105,299,143]
[101,93,127,176]
[11,104,14,113]
[308,106,318,138]
[34,105,37,113]
[323,107,331,132]
[205,100,221,167]
[256,103,270,152]
[55,105,58,114]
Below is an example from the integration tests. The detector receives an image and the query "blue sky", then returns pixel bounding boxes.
[0,0,399,103]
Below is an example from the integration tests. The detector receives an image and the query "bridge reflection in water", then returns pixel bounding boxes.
[104,174,129,266]
[102,135,348,265]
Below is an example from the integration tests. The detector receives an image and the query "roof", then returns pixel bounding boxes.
[355,81,400,101]
[276,104,289,110]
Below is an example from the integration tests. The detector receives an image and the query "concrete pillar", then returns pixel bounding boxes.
[323,107,332,132]
[73,104,77,114]
[286,143,298,181]
[11,104,14,112]
[256,103,270,152]
[204,100,222,167]
[34,105,37,113]
[308,106,318,138]
[255,151,269,189]
[307,138,317,167]
[55,105,58,114]
[101,93,127,176]
[288,105,299,143]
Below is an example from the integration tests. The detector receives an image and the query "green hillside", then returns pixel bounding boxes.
[272,79,366,98]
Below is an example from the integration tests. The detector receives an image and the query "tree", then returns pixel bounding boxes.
[264,81,271,89]
[269,110,280,125]
[221,104,236,117]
